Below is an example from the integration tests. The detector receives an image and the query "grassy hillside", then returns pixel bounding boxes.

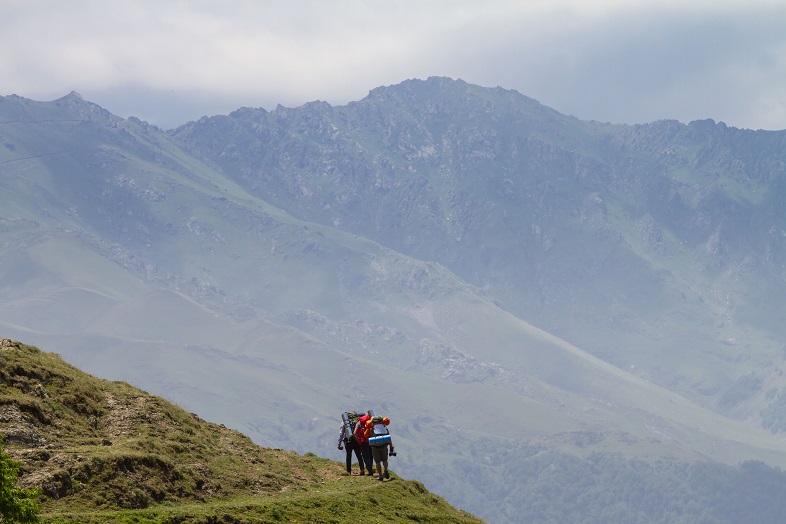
[0,339,483,523]
[5,89,786,522]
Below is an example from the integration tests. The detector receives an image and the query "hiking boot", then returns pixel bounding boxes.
[367,469,374,476]
[384,470,390,479]
[377,475,384,481]
[359,470,365,476]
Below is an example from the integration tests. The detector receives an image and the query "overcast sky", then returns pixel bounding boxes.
[3,0,785,130]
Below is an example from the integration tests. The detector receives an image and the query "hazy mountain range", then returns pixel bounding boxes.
[2,77,786,523]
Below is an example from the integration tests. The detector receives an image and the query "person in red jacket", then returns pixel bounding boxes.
[353,413,375,476]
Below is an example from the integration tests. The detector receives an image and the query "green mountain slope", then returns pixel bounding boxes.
[0,340,484,523]
[3,88,786,522]
[171,77,786,423]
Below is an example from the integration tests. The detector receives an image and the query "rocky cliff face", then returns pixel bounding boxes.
[171,77,786,418]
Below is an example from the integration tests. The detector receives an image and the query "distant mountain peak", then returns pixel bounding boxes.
[51,90,117,123]
[60,90,83,101]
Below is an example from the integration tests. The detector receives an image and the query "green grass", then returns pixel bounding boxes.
[0,341,484,524]
[41,478,482,524]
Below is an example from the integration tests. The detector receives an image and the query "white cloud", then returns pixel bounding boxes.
[2,0,784,129]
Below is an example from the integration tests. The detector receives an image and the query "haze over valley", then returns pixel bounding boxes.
[2,78,786,522]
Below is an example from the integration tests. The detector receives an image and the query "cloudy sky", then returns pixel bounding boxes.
[3,0,785,130]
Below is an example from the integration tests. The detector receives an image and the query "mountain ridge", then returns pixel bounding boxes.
[171,77,786,418]
[3,79,786,522]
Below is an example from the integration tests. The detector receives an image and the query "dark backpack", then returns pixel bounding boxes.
[343,411,359,443]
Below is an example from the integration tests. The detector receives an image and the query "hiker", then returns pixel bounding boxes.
[367,416,395,481]
[337,419,363,475]
[353,412,375,476]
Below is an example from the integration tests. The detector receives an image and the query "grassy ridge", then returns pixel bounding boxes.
[42,480,479,524]
[0,340,483,523]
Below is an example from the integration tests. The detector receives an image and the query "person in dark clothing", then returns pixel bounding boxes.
[337,422,363,474]
[353,413,375,476]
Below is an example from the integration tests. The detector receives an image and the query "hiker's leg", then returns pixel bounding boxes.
[371,446,382,476]
[353,445,364,474]
[345,447,352,473]
[362,444,374,473]
[380,447,390,479]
